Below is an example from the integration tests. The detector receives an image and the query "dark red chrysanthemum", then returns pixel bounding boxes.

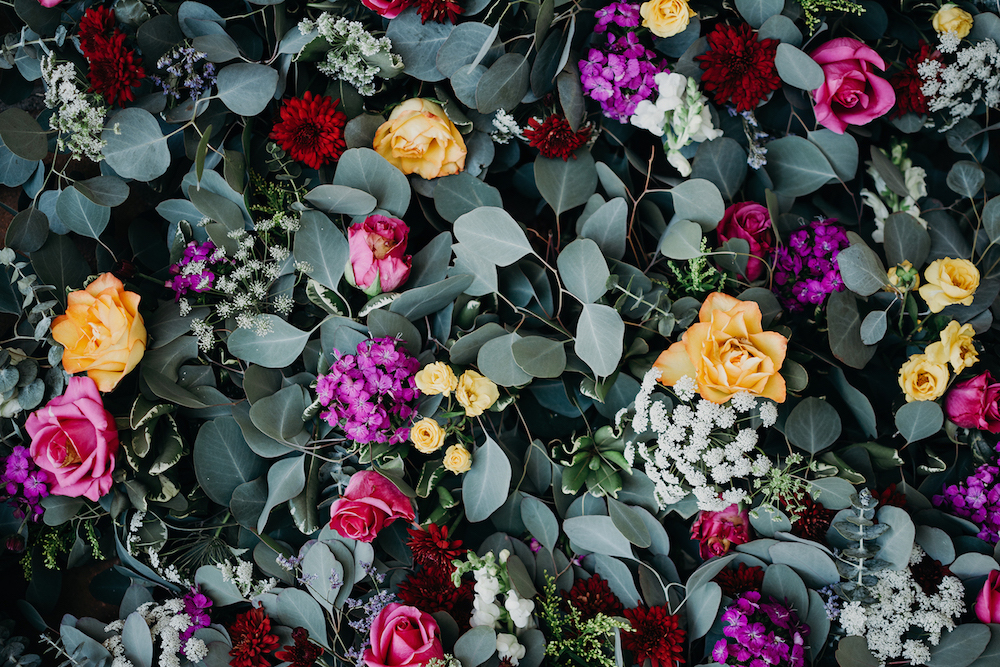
[622,605,686,667]
[228,606,280,667]
[398,567,474,618]
[416,0,462,23]
[523,114,592,161]
[86,31,145,107]
[407,523,465,573]
[269,92,348,170]
[713,562,765,598]
[889,41,941,119]
[78,5,116,57]
[874,483,907,509]
[911,551,953,596]
[789,494,837,545]
[274,627,324,667]
[562,574,625,618]
[696,23,781,113]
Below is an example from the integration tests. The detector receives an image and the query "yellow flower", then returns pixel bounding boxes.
[639,0,696,38]
[653,292,787,404]
[443,444,472,474]
[415,361,459,397]
[455,370,500,417]
[925,321,978,372]
[898,353,950,402]
[933,3,973,39]
[918,258,979,313]
[410,417,446,454]
[887,260,919,289]
[373,98,467,180]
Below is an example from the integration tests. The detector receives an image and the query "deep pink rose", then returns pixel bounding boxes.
[716,202,774,281]
[38,0,63,6]
[809,37,896,134]
[346,215,412,296]
[363,603,444,667]
[360,0,410,19]
[976,570,1000,623]
[945,371,1000,433]
[24,377,118,502]
[691,503,751,559]
[329,470,415,542]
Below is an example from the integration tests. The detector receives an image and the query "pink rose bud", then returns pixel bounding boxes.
[716,202,775,282]
[976,570,1000,623]
[363,603,445,667]
[945,371,1000,433]
[329,470,415,542]
[346,215,412,296]
[691,503,751,559]
[809,37,896,134]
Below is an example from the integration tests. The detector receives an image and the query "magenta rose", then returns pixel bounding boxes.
[346,215,412,296]
[329,470,415,542]
[691,503,751,559]
[364,603,444,667]
[24,376,119,502]
[716,202,774,281]
[809,37,896,134]
[945,371,1000,433]
[38,0,63,6]
[360,0,410,20]
[976,570,1000,623]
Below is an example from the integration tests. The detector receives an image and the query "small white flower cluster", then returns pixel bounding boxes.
[40,56,108,162]
[838,545,965,667]
[455,550,535,665]
[146,547,186,585]
[629,72,723,176]
[862,144,928,244]
[625,369,777,512]
[297,14,403,96]
[218,559,278,598]
[919,35,1000,131]
[491,109,522,144]
[103,598,208,667]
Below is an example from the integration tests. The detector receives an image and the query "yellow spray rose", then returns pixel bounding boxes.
[455,370,500,417]
[933,3,973,39]
[415,361,459,396]
[443,444,472,474]
[373,98,467,180]
[410,418,446,454]
[639,0,696,38]
[898,353,950,402]
[918,258,979,313]
[925,321,978,372]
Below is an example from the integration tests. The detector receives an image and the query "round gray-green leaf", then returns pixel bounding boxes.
[983,195,1000,243]
[102,108,171,181]
[333,148,410,217]
[511,336,566,379]
[580,197,627,260]
[294,210,349,291]
[670,178,724,230]
[859,310,887,345]
[894,400,943,443]
[463,436,512,522]
[476,53,529,114]
[661,220,703,260]
[947,161,985,198]
[453,206,532,266]
[575,303,624,378]
[557,238,609,303]
[478,333,532,386]
[775,43,824,90]
[304,184,377,217]
[433,172,503,223]
[836,242,889,297]
[455,626,497,667]
[535,150,598,215]
[257,455,307,532]
[563,516,633,559]
[761,563,808,616]
[386,8,454,82]
[765,136,836,197]
[686,581,722,640]
[193,416,267,506]
[217,63,279,116]
[0,108,48,161]
[227,316,311,368]
[758,14,802,46]
[926,624,991,667]
[808,477,855,510]
[56,186,110,240]
[735,0,783,27]
[520,495,559,552]
[607,497,651,548]
[785,397,841,453]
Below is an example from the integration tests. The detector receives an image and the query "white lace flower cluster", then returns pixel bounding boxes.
[919,35,1000,131]
[862,144,928,244]
[297,14,403,96]
[491,109,522,144]
[103,598,208,667]
[838,545,965,667]
[40,56,107,162]
[624,369,777,512]
[218,559,278,598]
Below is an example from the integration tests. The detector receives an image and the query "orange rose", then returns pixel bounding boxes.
[373,98,467,180]
[51,273,147,392]
[653,292,787,403]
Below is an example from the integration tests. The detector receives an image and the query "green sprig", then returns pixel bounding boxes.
[797,0,865,34]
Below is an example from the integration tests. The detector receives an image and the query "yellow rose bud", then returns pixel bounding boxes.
[443,444,472,474]
[639,0,696,38]
[410,417,446,454]
[925,320,978,372]
[373,98,467,180]
[933,3,973,39]
[918,258,979,313]
[455,370,500,417]
[898,353,950,402]
[887,260,919,290]
[415,361,459,397]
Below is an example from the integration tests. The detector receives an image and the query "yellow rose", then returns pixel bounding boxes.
[898,353,950,402]
[653,292,787,404]
[933,3,973,38]
[51,273,147,393]
[415,361,459,397]
[639,0,696,38]
[373,98,467,180]
[925,321,978,372]
[887,260,919,290]
[410,417,446,454]
[918,258,979,313]
[443,444,472,474]
[455,370,499,417]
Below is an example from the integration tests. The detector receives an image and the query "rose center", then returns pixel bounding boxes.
[367,234,398,260]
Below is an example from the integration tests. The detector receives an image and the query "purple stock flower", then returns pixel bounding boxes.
[165,240,224,301]
[594,2,641,32]
[713,592,810,667]
[0,447,49,522]
[934,463,1000,543]
[579,32,667,122]
[771,218,849,312]
[179,586,213,651]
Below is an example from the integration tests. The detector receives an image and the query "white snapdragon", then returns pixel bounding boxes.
[474,570,501,602]
[471,598,503,628]
[504,590,536,629]
[496,634,526,665]
[297,14,402,96]
[862,145,929,243]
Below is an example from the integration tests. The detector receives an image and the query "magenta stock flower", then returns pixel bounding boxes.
[809,37,896,134]
[346,215,413,296]
[38,0,63,6]
[716,202,774,282]
[945,371,1000,433]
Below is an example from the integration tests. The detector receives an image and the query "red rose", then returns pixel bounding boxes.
[329,470,415,542]
[363,603,444,667]
[945,371,1000,433]
[691,503,751,559]
[716,202,774,282]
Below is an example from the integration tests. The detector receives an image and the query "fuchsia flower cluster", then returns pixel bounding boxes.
[593,2,641,32]
[315,337,420,445]
[579,32,667,122]
[0,446,49,522]
[165,240,223,300]
[180,586,213,651]
[771,219,849,312]
[713,591,810,667]
[933,462,1000,544]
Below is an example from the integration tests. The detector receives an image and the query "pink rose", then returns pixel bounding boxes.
[809,37,896,134]
[976,570,1000,623]
[346,215,412,296]
[364,603,444,667]
[38,0,63,6]
[329,470,415,542]
[24,377,119,502]
[360,0,410,19]
[945,371,1000,433]
[691,503,751,559]
[716,202,774,282]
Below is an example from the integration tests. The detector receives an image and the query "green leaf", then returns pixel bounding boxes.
[304,184,378,217]
[735,0,783,27]
[5,206,48,253]
[575,303,625,378]
[294,210,350,291]
[333,148,410,216]
[455,626,497,667]
[267,588,330,649]
[463,436,512,522]
[949,552,1000,580]
[193,417,267,506]
[808,130,858,183]
[690,138,747,202]
[478,333,533,387]
[386,8,454,82]
[249,385,308,444]
[775,43,824,90]
[56,186,110,240]
[367,308,421,356]
[76,176,130,208]
[30,233,90,308]
[670,178,725,230]
[827,291,877,369]
[195,124,212,183]
[436,22,499,78]
[607,497,651,548]
[520,495,559,552]
[0,108,47,161]
[836,242,889,297]
[188,185,242,231]
[592,554,640,607]
[122,613,154,667]
[769,542,839,587]
[868,145,911,199]
[257,456,307,532]
[557,238,610,303]
[300,542,344,611]
[947,160,985,198]
[564,516,633,559]
[453,206,533,266]
[969,624,1000,667]
[102,108,171,181]
[686,581,722,640]
[984,196,1000,243]
[761,563,808,616]
[535,150,598,215]
[452,244,498,296]
[217,63,279,116]
[192,33,240,62]
[450,323,507,364]
[391,275,474,320]
[836,637,880,667]
[476,53,530,114]
[895,401,943,443]
[580,197,627,260]
[809,477,856,510]
[0,136,36,187]
[785,397,842,454]
[511,336,567,379]
[875,505,915,570]
[806,589,830,661]
[765,136,837,197]
[884,211,931,268]
[230,478,267,529]
[859,310,887,345]
[433,172,503,223]
[926,625,991,667]
[227,317,312,368]
[660,220,703,260]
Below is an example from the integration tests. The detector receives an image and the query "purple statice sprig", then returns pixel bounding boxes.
[179,585,213,651]
[149,45,218,101]
[933,462,1000,543]
[713,591,810,667]
[1,446,49,522]
[579,32,667,123]
[315,337,420,447]
[770,219,850,313]
[344,589,397,667]
[593,2,641,33]
[165,240,226,301]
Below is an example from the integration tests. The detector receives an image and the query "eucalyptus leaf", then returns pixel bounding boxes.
[775,43,824,90]
[535,150,598,214]
[557,238,610,303]
[453,206,532,266]
[895,401,943,443]
[575,303,624,378]
[257,456,307,532]
[463,436,512,522]
[785,397,842,454]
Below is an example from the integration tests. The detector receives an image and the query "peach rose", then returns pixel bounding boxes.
[373,99,467,180]
[653,292,787,404]
[51,273,147,393]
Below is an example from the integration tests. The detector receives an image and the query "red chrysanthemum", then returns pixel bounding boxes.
[274,627,324,667]
[269,92,348,170]
[86,31,145,107]
[622,605,686,667]
[874,482,907,509]
[789,494,837,545]
[78,5,116,57]
[228,606,280,667]
[407,523,465,573]
[523,114,592,161]
[398,567,474,621]
[713,562,765,598]
[911,551,953,596]
[562,574,625,618]
[696,22,781,113]
[416,0,463,23]
[889,41,941,119]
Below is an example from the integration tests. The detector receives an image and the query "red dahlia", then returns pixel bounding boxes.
[622,605,686,667]
[562,573,625,618]
[407,523,465,573]
[911,551,953,596]
[889,41,941,118]
[270,92,348,170]
[713,562,765,598]
[228,606,280,667]
[78,5,116,57]
[874,482,907,508]
[523,114,592,161]
[789,494,837,546]
[86,31,145,107]
[696,23,781,113]
[416,0,463,23]
[398,567,474,617]
[274,627,324,667]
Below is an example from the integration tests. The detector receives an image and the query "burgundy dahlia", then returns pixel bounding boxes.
[697,23,781,113]
[270,92,348,170]
[523,114,592,160]
[622,605,686,667]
